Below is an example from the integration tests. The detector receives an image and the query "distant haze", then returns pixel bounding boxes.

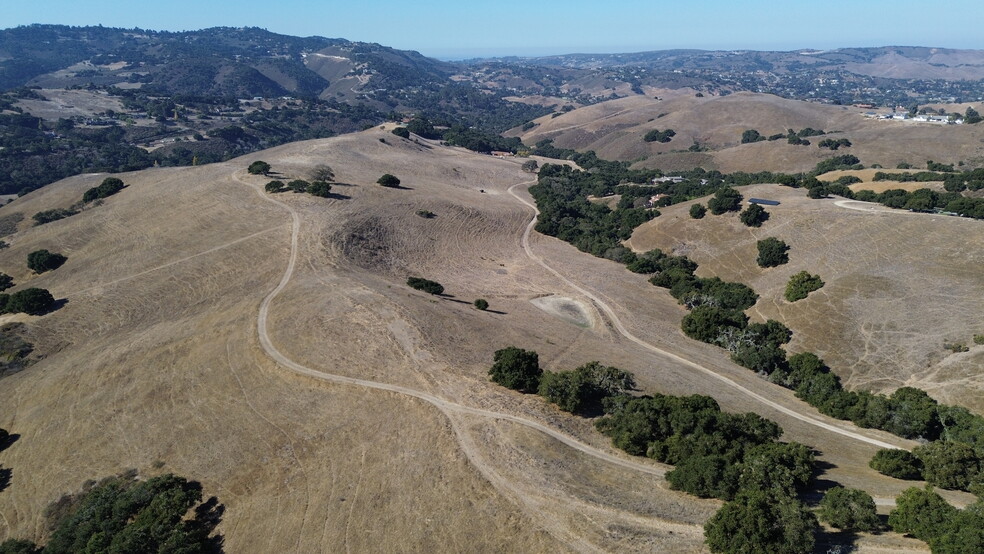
[4,0,983,59]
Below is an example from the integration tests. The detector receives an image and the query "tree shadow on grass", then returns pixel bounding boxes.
[813,528,860,554]
[381,184,414,191]
[327,192,350,200]
[0,433,20,453]
[0,467,11,493]
[329,181,357,187]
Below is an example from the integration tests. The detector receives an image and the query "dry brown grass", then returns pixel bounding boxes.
[511,92,984,173]
[629,184,984,413]
[0,129,968,552]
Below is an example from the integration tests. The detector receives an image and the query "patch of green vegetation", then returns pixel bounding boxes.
[756,237,789,267]
[406,277,443,295]
[784,271,823,302]
[82,177,124,203]
[2,472,223,553]
[643,129,676,143]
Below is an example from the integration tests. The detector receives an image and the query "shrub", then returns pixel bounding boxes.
[739,203,769,227]
[82,177,125,203]
[538,361,635,415]
[704,490,817,554]
[643,129,676,143]
[264,180,286,193]
[488,346,541,393]
[416,210,436,218]
[27,249,67,273]
[681,306,748,343]
[689,203,706,219]
[707,187,743,215]
[308,181,332,197]
[784,271,823,302]
[474,299,489,311]
[406,277,443,295]
[247,160,271,175]
[521,160,539,173]
[756,237,789,267]
[0,274,12,292]
[870,448,923,480]
[32,209,77,226]
[741,129,764,144]
[286,179,309,193]
[888,486,958,544]
[377,174,401,187]
[818,486,880,531]
[391,127,410,138]
[37,473,222,554]
[913,440,981,490]
[4,288,56,315]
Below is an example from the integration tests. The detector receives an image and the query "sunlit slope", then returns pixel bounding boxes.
[512,92,984,173]
[629,183,984,411]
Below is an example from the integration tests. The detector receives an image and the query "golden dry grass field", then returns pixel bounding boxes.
[510,91,984,173]
[0,127,974,552]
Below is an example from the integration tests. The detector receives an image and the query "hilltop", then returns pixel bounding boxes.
[0,127,960,552]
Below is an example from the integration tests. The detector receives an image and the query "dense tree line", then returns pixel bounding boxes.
[487,349,819,552]
[0,472,223,553]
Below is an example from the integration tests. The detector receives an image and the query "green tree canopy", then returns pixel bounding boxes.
[914,440,981,490]
[308,181,332,198]
[247,160,271,175]
[707,187,743,215]
[264,180,286,193]
[704,490,817,554]
[784,271,823,302]
[39,473,223,554]
[889,486,958,544]
[377,174,401,187]
[870,448,923,480]
[488,346,541,393]
[689,203,706,219]
[538,361,635,415]
[756,237,789,267]
[818,486,880,532]
[3,288,56,316]
[406,277,444,295]
[82,177,125,203]
[739,203,769,227]
[27,249,67,274]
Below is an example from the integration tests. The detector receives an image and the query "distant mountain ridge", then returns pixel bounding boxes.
[0,24,453,98]
[470,46,984,81]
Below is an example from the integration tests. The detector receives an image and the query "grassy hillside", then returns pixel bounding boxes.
[0,128,967,552]
[628,183,984,411]
[512,92,984,173]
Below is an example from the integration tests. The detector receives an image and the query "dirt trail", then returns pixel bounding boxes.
[233,164,922,548]
[507,182,904,451]
[235,172,670,479]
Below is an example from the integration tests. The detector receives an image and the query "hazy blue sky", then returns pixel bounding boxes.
[6,0,983,59]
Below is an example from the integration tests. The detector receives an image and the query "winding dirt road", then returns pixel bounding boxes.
[236,172,669,480]
[506,183,902,451]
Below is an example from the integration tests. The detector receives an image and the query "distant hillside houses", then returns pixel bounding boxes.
[864,112,963,124]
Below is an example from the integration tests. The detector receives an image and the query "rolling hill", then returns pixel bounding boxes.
[0,126,972,552]
[511,91,984,173]
[628,184,984,412]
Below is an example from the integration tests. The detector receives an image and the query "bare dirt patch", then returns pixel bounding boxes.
[531,295,594,328]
